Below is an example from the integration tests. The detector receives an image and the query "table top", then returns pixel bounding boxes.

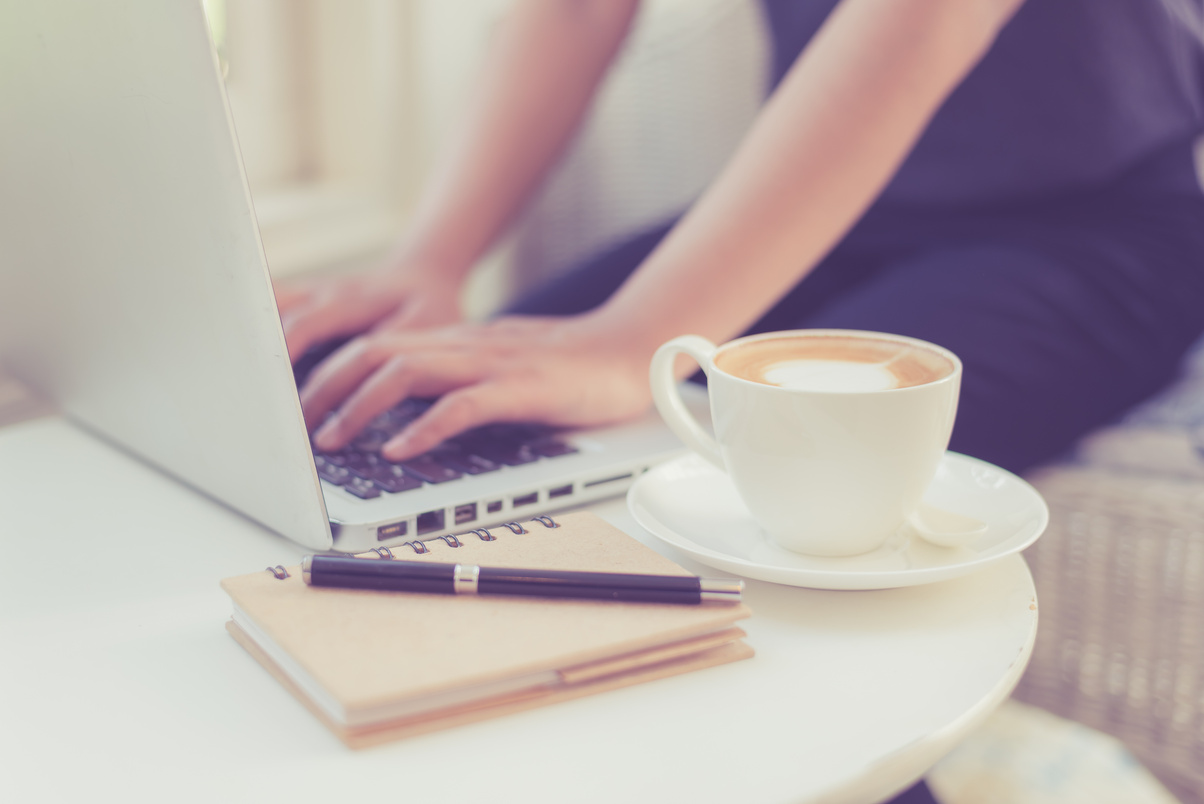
[0,417,1037,804]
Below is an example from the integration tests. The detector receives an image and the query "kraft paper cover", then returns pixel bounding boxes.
[227,621,752,748]
[221,512,751,716]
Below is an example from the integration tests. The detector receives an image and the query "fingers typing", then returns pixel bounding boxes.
[300,338,388,430]
[382,384,508,461]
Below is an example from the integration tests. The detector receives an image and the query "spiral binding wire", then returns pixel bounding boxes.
[267,517,562,576]
[393,516,554,554]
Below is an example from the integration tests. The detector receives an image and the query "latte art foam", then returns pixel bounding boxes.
[716,334,953,392]
[763,359,900,392]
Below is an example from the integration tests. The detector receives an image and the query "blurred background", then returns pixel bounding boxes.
[199,0,767,314]
[2,2,1202,801]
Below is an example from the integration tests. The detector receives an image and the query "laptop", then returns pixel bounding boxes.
[0,0,704,553]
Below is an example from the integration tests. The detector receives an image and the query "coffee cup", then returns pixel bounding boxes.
[649,329,961,556]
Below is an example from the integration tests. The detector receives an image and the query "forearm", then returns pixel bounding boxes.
[592,0,1025,354]
[397,0,640,279]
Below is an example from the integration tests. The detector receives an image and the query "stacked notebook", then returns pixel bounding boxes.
[222,511,753,747]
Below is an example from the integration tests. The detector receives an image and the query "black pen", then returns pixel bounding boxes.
[301,555,743,605]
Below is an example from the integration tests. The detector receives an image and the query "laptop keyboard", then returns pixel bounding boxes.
[296,338,578,500]
[311,398,578,500]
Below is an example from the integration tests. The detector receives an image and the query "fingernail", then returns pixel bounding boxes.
[382,435,410,462]
[314,418,342,450]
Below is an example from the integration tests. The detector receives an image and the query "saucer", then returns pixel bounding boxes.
[627,452,1048,590]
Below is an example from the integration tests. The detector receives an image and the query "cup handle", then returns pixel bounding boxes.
[649,335,725,471]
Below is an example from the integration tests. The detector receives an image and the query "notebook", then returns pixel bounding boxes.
[222,512,753,748]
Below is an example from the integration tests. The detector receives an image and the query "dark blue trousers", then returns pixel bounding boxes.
[509,139,1204,476]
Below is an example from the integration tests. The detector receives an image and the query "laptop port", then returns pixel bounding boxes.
[416,509,445,535]
[376,521,407,541]
[486,500,503,514]
[583,472,633,488]
[549,484,573,499]
[454,503,477,525]
[512,492,538,507]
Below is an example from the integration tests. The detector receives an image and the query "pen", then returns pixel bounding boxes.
[301,555,743,605]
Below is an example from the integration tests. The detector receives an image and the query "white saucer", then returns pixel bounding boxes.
[628,452,1048,590]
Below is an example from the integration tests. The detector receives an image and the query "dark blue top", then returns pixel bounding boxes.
[762,0,1204,205]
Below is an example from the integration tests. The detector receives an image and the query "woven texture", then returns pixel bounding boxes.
[1018,465,1204,801]
[1018,338,1204,803]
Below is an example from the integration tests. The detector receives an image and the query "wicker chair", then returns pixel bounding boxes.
[1016,357,1204,803]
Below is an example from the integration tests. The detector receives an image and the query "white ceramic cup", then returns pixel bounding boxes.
[650,329,962,556]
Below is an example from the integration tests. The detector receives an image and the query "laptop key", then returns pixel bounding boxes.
[369,464,424,494]
[396,398,433,417]
[399,455,463,484]
[478,422,545,441]
[352,429,390,452]
[318,449,353,467]
[368,410,400,431]
[460,437,539,466]
[316,462,352,486]
[344,476,381,499]
[531,438,578,458]
[430,445,501,475]
[374,398,432,435]
[348,462,384,483]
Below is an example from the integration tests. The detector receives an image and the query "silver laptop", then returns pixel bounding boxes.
[0,0,702,553]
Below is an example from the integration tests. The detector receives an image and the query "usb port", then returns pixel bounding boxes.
[417,509,445,535]
[377,521,407,541]
[455,503,477,525]
[549,484,573,499]
[583,472,633,488]
[512,492,538,507]
[486,500,503,514]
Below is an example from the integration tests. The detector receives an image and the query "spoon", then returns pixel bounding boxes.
[907,502,988,548]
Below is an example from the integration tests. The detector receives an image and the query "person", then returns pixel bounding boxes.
[277,0,1204,477]
[277,2,1203,797]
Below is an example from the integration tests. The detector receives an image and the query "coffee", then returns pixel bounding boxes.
[651,330,962,555]
[714,334,953,392]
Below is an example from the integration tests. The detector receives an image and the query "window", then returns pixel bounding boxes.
[202,0,435,277]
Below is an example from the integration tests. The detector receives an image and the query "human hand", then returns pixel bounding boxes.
[299,314,654,461]
[274,264,464,362]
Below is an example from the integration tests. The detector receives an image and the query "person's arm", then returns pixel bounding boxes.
[278,0,640,359]
[396,0,641,281]
[303,0,1028,460]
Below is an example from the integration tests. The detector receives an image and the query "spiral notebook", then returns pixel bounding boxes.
[221,512,753,748]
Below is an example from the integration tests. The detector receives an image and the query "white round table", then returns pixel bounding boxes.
[0,418,1037,804]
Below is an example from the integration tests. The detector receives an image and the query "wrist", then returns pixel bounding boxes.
[384,231,478,287]
[572,305,679,374]
[580,297,698,355]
